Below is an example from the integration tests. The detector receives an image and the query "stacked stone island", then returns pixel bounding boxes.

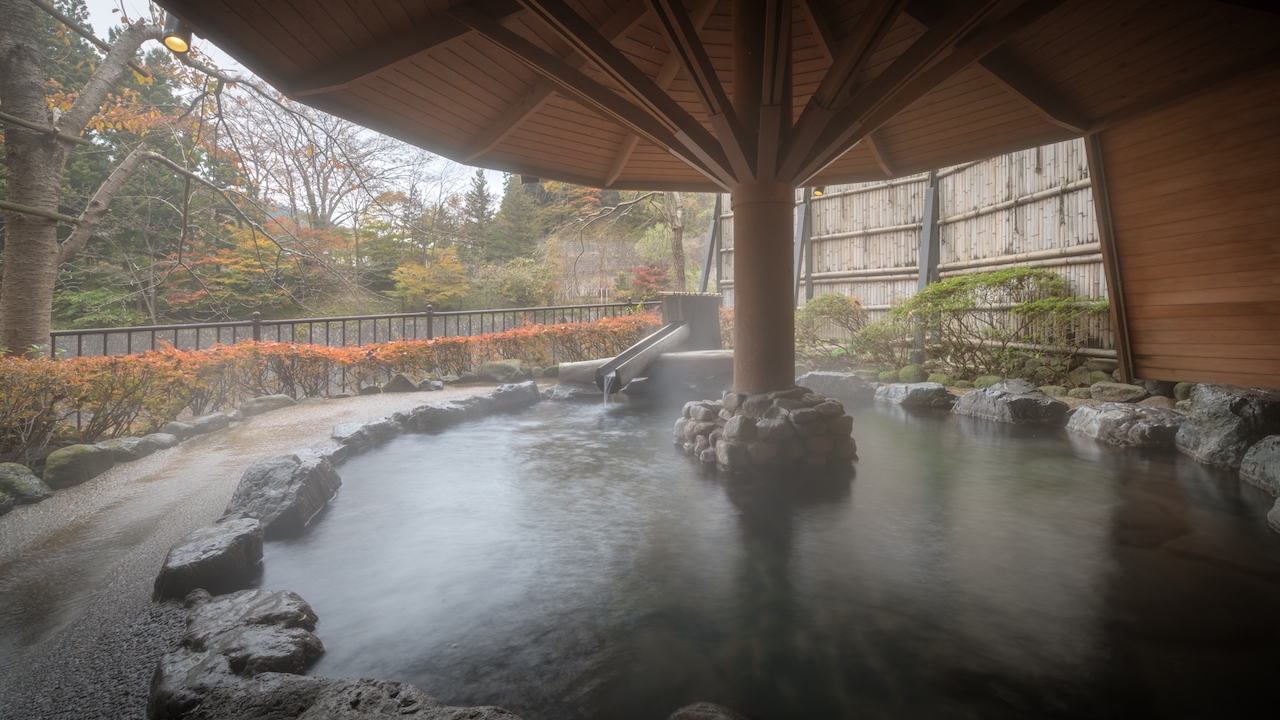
[674,386,857,472]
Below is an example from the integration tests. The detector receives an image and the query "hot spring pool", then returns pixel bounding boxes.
[260,400,1280,720]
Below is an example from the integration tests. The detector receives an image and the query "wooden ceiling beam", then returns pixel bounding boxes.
[606,0,717,187]
[977,49,1088,134]
[449,3,731,188]
[465,0,648,160]
[793,0,1063,184]
[515,0,736,185]
[797,0,839,63]
[289,0,522,97]
[645,0,754,180]
[864,130,896,177]
[904,3,1087,134]
[778,0,931,181]
[756,0,793,180]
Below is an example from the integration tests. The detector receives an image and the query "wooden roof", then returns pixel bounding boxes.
[159,0,1280,191]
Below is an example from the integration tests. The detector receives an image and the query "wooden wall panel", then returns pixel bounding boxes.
[1100,67,1280,388]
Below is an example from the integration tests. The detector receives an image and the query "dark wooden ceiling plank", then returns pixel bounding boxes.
[795,0,1065,185]
[449,1,732,188]
[513,0,737,184]
[290,0,522,97]
[465,0,647,160]
[289,0,368,53]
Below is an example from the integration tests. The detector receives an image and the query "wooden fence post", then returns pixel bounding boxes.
[912,171,941,364]
[252,311,261,342]
[426,305,434,340]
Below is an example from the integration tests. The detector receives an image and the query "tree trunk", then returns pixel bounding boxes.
[0,0,68,354]
[0,2,159,353]
[665,191,686,292]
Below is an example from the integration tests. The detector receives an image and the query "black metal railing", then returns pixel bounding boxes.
[49,301,660,359]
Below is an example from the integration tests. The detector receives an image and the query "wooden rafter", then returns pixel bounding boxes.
[977,49,1087,134]
[289,0,522,97]
[864,130,895,177]
[645,0,753,180]
[783,0,904,177]
[904,4,1087,134]
[464,0,648,160]
[793,0,1064,184]
[798,0,839,63]
[511,0,736,185]
[449,3,731,187]
[606,0,718,187]
[756,0,793,180]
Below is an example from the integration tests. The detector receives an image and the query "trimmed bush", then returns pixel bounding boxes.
[927,373,954,386]
[878,370,900,383]
[898,365,927,383]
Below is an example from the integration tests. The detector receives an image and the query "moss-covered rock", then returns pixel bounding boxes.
[926,373,954,386]
[239,394,298,417]
[974,375,1003,389]
[1067,388,1093,399]
[381,373,420,393]
[0,462,53,504]
[953,380,974,389]
[1039,385,1068,397]
[43,444,115,489]
[1174,382,1196,401]
[898,365,927,383]
[878,370,899,383]
[1088,371,1113,385]
[476,359,526,383]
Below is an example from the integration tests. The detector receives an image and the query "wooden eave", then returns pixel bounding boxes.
[158,0,1280,192]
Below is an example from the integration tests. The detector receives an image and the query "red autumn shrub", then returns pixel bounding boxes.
[0,311,662,458]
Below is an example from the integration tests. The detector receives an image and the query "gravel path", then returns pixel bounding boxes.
[0,387,494,720]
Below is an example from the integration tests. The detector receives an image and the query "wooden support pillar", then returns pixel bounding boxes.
[1085,132,1134,382]
[731,180,796,394]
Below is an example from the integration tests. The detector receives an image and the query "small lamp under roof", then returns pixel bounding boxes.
[163,14,192,54]
[811,186,826,197]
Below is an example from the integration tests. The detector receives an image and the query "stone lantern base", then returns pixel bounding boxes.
[674,386,857,473]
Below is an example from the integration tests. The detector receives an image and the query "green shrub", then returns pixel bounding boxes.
[795,293,868,369]
[878,370,900,383]
[927,373,954,385]
[891,267,1109,383]
[898,365,927,382]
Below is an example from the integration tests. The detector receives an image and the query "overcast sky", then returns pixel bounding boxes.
[80,0,507,193]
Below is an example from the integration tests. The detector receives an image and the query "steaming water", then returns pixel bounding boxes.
[261,401,1280,719]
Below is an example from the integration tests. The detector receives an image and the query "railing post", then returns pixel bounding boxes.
[252,311,262,342]
[426,304,434,340]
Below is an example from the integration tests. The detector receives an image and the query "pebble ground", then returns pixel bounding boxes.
[0,386,495,720]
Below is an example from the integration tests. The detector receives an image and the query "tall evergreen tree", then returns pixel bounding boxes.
[460,168,493,262]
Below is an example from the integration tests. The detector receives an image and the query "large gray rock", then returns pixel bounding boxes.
[223,452,342,538]
[874,382,957,409]
[0,491,12,516]
[952,379,1069,425]
[381,373,420,393]
[492,380,541,408]
[153,519,264,600]
[43,443,115,489]
[1270,498,1280,535]
[794,371,874,400]
[160,421,196,440]
[148,588,324,720]
[476,360,525,383]
[548,380,602,401]
[1175,384,1280,469]
[0,462,53,504]
[97,433,178,462]
[1091,382,1148,403]
[238,394,298,417]
[457,394,499,419]
[1241,436,1280,496]
[668,703,754,720]
[188,413,231,436]
[149,589,522,720]
[331,418,403,449]
[409,402,467,432]
[1066,403,1185,447]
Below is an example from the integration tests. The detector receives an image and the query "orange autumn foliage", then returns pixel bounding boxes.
[0,312,661,462]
